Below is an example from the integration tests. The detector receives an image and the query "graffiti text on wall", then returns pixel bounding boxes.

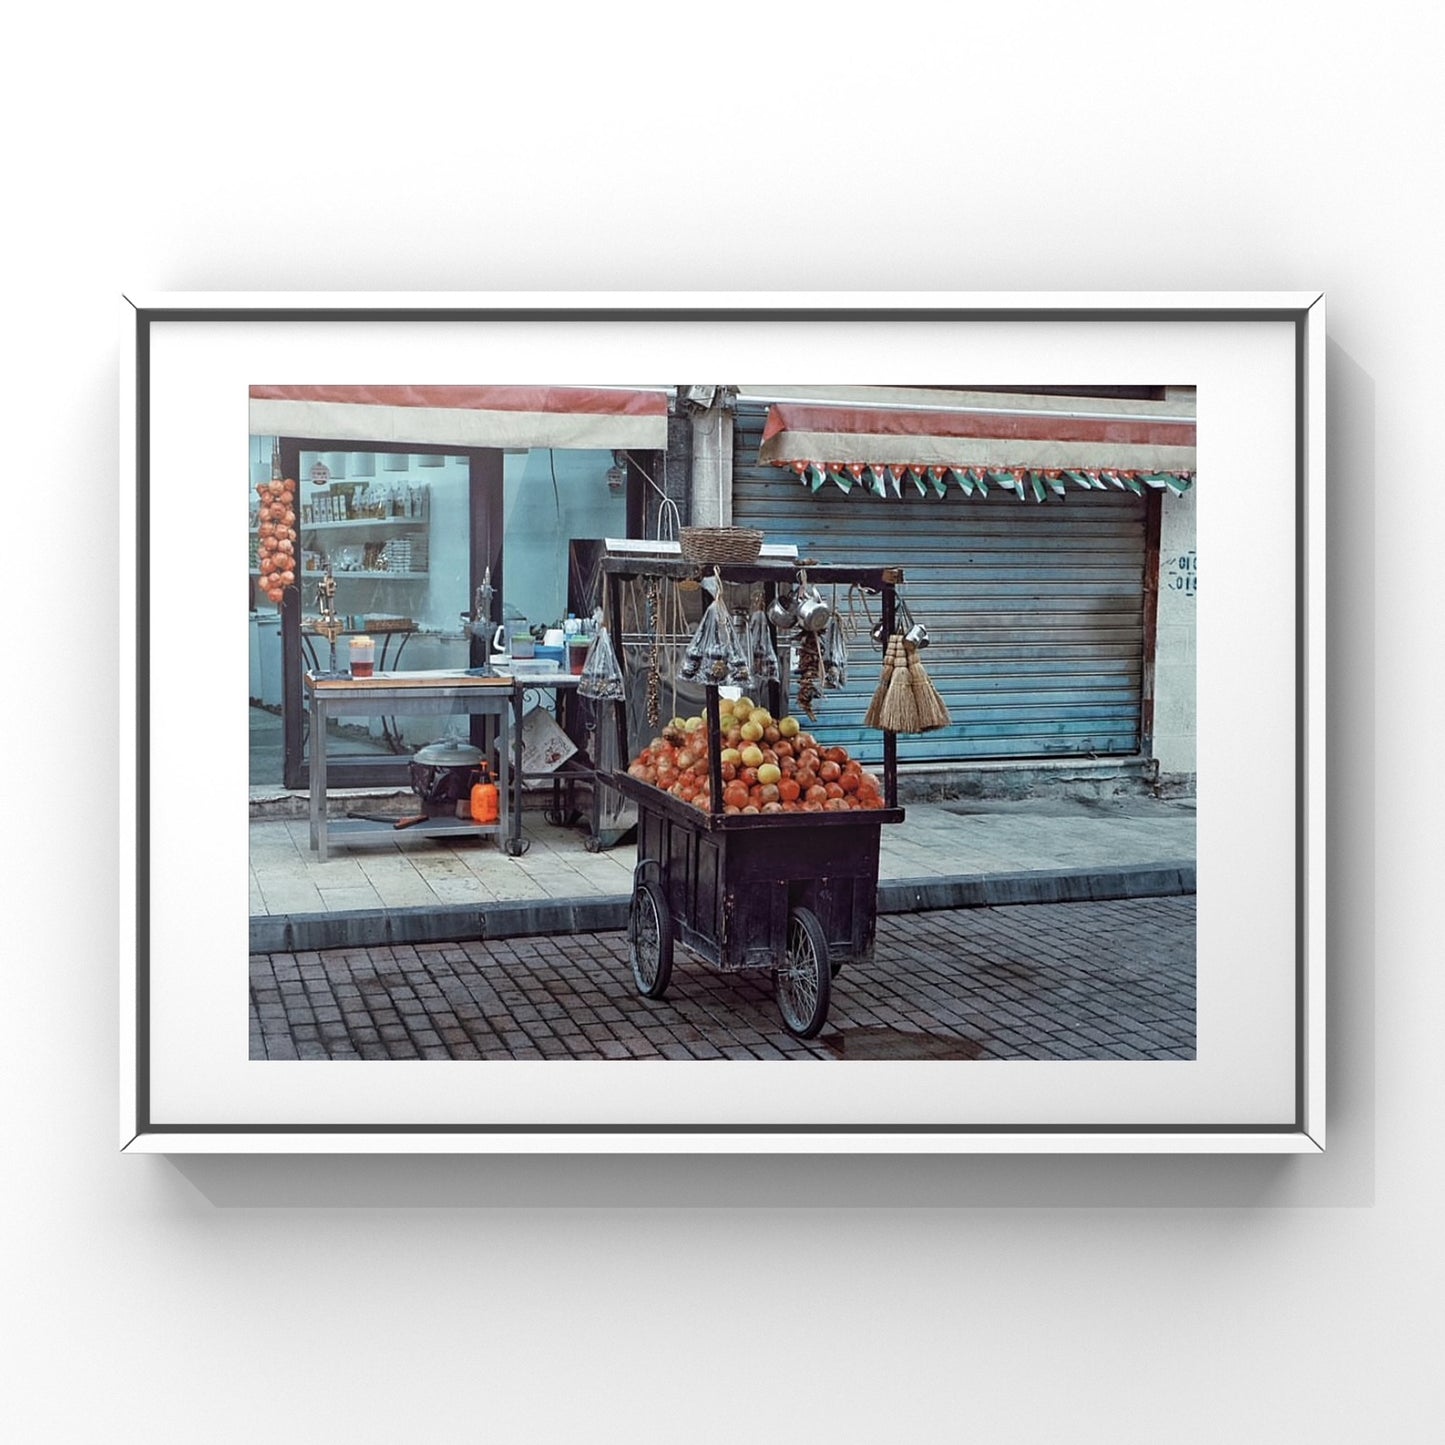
[1166,550,1197,596]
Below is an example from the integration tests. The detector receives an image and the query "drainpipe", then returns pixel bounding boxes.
[684,386,734,528]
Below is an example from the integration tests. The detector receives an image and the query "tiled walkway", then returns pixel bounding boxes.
[249,794,1197,917]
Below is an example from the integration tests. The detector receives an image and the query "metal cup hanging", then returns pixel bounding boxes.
[767,587,797,630]
[794,581,832,633]
[898,595,929,648]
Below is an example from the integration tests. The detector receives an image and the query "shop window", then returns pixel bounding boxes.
[500,448,624,635]
[248,444,473,784]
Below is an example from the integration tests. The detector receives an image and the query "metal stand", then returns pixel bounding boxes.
[308,567,348,679]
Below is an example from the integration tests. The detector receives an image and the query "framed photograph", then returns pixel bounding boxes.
[120,292,1324,1154]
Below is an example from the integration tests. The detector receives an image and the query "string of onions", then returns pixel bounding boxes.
[255,477,298,605]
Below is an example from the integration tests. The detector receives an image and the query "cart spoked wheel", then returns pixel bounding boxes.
[629,876,674,1000]
[774,907,831,1039]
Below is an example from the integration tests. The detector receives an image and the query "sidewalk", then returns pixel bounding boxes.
[250,791,1196,953]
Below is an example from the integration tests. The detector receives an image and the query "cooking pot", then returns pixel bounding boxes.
[795,588,832,633]
[408,740,485,821]
[413,740,484,768]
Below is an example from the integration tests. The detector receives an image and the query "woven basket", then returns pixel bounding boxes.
[679,526,764,564]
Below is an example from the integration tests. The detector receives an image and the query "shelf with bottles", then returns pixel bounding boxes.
[300,482,430,526]
[297,531,431,577]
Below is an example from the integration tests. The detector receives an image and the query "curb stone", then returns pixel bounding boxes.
[249,863,1195,953]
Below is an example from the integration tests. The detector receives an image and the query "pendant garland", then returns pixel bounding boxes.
[786,460,1193,501]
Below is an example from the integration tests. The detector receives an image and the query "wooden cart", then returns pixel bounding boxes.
[600,558,906,1038]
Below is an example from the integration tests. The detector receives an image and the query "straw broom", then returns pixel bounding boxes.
[904,641,952,731]
[878,635,922,733]
[864,632,903,729]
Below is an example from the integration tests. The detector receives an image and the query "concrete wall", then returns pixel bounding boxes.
[1154,487,1198,783]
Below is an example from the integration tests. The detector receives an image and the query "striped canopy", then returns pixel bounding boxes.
[249,384,670,451]
[754,389,1195,500]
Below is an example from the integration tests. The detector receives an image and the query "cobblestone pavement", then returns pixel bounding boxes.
[250,896,1195,1062]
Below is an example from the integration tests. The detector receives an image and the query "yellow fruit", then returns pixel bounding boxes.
[740,744,764,768]
[739,720,764,742]
[777,716,801,738]
[757,762,781,785]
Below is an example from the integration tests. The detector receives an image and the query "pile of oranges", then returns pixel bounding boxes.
[627,696,884,816]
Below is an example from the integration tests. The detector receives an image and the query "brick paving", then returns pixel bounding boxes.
[250,895,1195,1062]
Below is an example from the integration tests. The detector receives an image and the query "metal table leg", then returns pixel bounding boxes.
[506,682,529,855]
[310,689,328,862]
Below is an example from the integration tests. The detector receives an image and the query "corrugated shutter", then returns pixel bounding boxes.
[733,403,1148,764]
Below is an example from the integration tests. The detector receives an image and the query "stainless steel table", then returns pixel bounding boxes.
[500,665,633,855]
[502,667,582,857]
[304,670,513,862]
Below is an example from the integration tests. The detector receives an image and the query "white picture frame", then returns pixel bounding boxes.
[120,292,1325,1154]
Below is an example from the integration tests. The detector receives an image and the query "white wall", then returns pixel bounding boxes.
[11,7,1438,1444]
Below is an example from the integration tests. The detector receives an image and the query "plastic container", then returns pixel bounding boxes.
[470,764,500,824]
[567,637,591,676]
[534,644,565,669]
[348,635,375,677]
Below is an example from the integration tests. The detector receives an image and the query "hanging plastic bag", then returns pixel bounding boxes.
[577,623,625,701]
[724,605,751,686]
[681,597,744,684]
[746,608,781,693]
[679,600,720,681]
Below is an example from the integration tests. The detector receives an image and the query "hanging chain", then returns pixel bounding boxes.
[645,577,662,726]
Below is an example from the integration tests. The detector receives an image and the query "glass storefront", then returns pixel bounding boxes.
[249,441,628,788]
[500,447,624,634]
[249,445,473,784]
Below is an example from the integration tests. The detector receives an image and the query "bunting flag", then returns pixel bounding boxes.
[757,393,1195,501]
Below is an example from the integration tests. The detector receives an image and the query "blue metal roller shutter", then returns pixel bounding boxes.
[732,403,1149,765]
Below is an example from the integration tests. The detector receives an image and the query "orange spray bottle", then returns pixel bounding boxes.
[470,763,500,825]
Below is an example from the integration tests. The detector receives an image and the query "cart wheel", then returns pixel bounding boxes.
[629,877,673,1000]
[544,808,564,827]
[583,834,602,853]
[774,907,831,1039]
[505,837,530,857]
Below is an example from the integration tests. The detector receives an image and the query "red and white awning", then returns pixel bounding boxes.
[249,384,670,451]
[752,388,1195,500]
